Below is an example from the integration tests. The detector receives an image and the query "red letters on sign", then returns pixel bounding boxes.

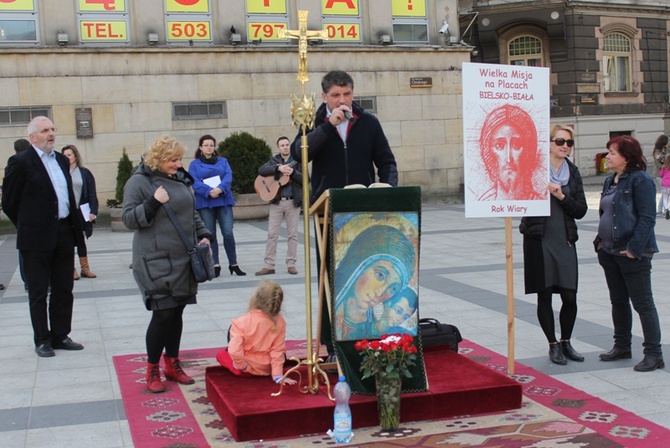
[324,0,356,9]
[83,22,122,38]
[85,0,117,10]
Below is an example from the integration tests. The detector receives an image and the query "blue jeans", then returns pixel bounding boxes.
[597,251,662,356]
[198,206,237,266]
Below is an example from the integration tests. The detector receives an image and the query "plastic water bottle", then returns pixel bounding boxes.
[333,375,353,443]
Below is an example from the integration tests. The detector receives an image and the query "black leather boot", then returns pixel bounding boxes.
[549,342,567,365]
[633,355,665,372]
[560,340,584,362]
[599,346,632,361]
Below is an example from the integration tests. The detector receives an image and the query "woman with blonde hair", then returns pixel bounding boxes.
[123,135,214,393]
[520,124,588,365]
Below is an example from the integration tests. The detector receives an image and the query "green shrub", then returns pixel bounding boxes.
[106,148,134,208]
[218,132,272,195]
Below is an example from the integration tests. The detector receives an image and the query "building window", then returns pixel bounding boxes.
[0,19,38,42]
[392,23,428,43]
[0,0,40,45]
[603,32,631,92]
[355,96,376,114]
[77,0,130,45]
[172,101,226,120]
[245,0,288,45]
[0,106,51,126]
[392,0,428,44]
[322,0,361,44]
[508,35,542,66]
[164,0,212,45]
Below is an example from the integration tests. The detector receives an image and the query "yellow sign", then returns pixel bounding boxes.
[391,0,426,17]
[78,0,126,12]
[246,0,286,14]
[167,21,211,40]
[322,0,358,15]
[0,0,35,11]
[165,0,209,13]
[80,21,128,40]
[248,22,288,41]
[324,23,360,41]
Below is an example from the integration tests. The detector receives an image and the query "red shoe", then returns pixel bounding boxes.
[146,362,166,393]
[163,355,195,384]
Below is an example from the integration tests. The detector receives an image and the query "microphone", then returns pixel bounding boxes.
[343,110,355,121]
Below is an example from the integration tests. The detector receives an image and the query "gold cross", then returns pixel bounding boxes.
[279,10,327,83]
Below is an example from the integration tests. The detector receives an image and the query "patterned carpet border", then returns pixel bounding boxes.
[114,340,670,447]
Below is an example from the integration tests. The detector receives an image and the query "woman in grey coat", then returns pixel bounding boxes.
[122,135,213,393]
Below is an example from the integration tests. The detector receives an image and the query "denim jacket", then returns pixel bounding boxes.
[593,169,658,259]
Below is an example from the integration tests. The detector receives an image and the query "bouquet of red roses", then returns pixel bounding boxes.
[354,333,418,381]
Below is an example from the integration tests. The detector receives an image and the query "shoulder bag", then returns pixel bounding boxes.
[159,195,215,283]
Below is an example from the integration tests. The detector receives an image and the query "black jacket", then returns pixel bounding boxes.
[519,159,587,243]
[2,147,84,251]
[79,166,99,238]
[291,101,398,203]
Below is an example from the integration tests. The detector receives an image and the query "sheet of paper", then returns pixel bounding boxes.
[80,203,91,222]
[203,175,221,189]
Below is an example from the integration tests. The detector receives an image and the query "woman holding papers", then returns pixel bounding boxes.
[519,125,587,365]
[62,144,99,280]
[188,134,246,277]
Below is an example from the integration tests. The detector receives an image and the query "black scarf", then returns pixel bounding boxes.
[199,153,217,164]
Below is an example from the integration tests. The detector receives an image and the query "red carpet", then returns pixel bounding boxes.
[114,340,670,447]
[206,344,521,441]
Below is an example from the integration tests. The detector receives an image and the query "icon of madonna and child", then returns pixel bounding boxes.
[331,213,420,342]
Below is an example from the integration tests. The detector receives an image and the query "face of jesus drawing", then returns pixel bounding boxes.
[479,104,542,200]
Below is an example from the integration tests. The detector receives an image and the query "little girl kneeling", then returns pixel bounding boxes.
[216,281,296,385]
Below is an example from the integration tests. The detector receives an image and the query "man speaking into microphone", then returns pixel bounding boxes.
[291,69,398,365]
[291,69,398,204]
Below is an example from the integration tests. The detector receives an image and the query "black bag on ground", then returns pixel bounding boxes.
[419,318,462,351]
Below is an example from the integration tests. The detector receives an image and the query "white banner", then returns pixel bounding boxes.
[463,63,550,218]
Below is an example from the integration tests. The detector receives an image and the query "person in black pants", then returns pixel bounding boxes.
[2,117,85,358]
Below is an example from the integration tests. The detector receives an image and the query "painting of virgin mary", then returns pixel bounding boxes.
[333,224,416,341]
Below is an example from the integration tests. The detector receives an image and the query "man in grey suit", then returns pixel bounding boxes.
[2,116,84,357]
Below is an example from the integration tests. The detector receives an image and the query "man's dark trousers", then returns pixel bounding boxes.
[23,217,76,346]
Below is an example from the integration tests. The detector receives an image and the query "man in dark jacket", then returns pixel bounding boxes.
[291,70,398,203]
[2,117,84,357]
[255,136,303,276]
[290,70,398,364]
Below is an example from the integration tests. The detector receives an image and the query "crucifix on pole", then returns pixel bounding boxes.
[280,10,328,84]
[272,10,331,398]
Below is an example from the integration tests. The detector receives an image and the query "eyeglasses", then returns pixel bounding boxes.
[551,138,574,147]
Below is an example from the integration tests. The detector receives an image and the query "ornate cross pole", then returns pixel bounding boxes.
[272,11,331,397]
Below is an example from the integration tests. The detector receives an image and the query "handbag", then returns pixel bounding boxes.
[419,318,462,351]
[158,193,215,283]
[189,242,215,283]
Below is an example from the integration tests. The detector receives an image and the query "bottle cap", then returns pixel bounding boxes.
[339,375,346,382]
